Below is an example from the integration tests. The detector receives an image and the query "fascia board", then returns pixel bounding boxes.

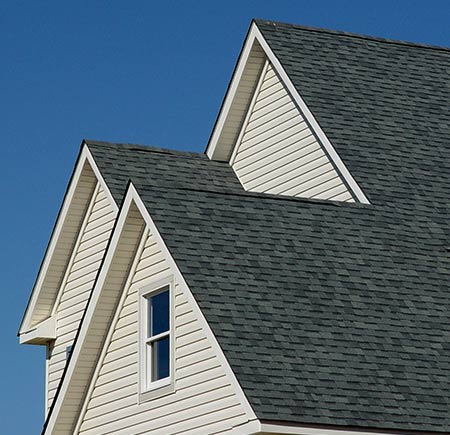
[19,144,119,336]
[42,182,132,435]
[206,21,259,160]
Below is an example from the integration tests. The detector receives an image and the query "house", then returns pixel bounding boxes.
[19,18,450,435]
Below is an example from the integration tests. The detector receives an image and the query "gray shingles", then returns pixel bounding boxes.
[85,21,450,433]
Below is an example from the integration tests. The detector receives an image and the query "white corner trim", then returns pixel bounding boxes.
[19,144,119,335]
[45,184,257,434]
[19,315,57,345]
[207,22,369,204]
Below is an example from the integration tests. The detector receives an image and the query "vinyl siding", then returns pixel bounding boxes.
[231,62,354,202]
[77,229,251,435]
[212,41,266,161]
[46,183,117,412]
[30,162,98,328]
[50,205,145,434]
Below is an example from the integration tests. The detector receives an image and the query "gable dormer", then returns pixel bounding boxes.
[206,21,369,204]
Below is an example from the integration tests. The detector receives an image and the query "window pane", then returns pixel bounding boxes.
[148,289,169,337]
[151,336,170,381]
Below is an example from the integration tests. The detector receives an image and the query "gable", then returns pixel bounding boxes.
[19,145,119,338]
[206,21,369,204]
[76,228,254,434]
[231,61,354,201]
[46,182,117,411]
[42,186,255,435]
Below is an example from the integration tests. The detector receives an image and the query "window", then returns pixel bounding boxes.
[139,281,173,394]
[65,344,73,361]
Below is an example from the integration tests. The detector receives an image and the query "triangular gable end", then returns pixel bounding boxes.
[231,61,354,201]
[19,144,119,340]
[43,184,257,435]
[206,21,369,204]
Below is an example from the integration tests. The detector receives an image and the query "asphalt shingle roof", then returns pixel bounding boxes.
[86,19,450,433]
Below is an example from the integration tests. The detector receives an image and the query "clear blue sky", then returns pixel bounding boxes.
[2,1,450,433]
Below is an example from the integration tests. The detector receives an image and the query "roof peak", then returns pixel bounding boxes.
[254,18,450,54]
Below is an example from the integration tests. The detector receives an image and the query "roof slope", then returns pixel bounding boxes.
[255,19,450,208]
[87,137,450,432]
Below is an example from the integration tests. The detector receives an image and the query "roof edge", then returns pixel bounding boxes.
[254,18,450,53]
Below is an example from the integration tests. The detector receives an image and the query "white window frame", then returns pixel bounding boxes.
[138,277,175,401]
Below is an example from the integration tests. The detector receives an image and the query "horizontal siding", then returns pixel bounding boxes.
[232,62,354,203]
[78,229,250,435]
[31,162,98,327]
[51,205,144,434]
[47,183,117,412]
[213,41,266,161]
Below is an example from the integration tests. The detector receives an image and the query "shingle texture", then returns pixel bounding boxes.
[86,20,450,433]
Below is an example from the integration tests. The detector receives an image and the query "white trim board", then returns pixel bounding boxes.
[50,182,101,317]
[232,421,430,435]
[43,182,257,435]
[72,227,149,435]
[205,21,369,204]
[19,316,56,345]
[19,144,119,336]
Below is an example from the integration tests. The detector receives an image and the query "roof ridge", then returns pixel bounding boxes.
[84,139,206,159]
[254,18,450,54]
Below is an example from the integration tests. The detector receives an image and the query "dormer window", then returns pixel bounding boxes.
[139,280,173,396]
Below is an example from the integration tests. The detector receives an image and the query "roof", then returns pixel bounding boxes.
[83,18,450,433]
[255,19,450,208]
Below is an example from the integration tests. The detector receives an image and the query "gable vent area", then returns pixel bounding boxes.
[230,61,355,202]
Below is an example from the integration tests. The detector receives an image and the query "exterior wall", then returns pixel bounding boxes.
[77,228,251,435]
[231,62,354,202]
[46,183,117,411]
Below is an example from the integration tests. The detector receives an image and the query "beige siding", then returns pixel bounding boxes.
[46,183,117,411]
[213,41,266,161]
[30,162,98,328]
[51,205,145,434]
[232,62,354,202]
[77,229,251,435]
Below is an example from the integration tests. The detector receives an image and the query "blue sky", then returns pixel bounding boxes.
[2,1,450,433]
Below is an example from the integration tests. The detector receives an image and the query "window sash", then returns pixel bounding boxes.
[146,288,170,338]
[145,329,169,345]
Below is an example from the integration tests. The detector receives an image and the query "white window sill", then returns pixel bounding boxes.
[138,378,175,404]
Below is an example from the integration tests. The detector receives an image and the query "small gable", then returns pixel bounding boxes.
[76,228,252,434]
[231,62,354,202]
[206,21,369,204]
